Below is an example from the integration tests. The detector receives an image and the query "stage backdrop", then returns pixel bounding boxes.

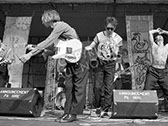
[3,16,32,88]
[126,15,153,90]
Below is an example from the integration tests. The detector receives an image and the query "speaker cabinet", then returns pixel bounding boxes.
[111,90,158,119]
[0,88,43,117]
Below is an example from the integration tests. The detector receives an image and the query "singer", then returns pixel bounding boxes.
[85,17,123,118]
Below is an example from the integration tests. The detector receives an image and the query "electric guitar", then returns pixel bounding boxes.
[113,63,139,83]
[52,39,82,63]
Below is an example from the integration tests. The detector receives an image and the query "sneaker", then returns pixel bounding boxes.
[55,113,69,122]
[59,114,77,123]
[100,111,109,118]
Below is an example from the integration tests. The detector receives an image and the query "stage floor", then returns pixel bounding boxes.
[0,109,168,126]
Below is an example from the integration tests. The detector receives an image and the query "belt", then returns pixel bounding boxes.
[152,65,165,69]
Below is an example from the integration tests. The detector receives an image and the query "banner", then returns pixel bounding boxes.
[126,15,153,90]
[3,17,32,88]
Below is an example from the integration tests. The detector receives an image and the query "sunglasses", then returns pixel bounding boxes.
[106,27,115,31]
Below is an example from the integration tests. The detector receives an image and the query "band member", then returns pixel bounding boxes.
[85,17,123,117]
[20,10,89,122]
[0,40,8,87]
[0,39,13,87]
[144,28,168,98]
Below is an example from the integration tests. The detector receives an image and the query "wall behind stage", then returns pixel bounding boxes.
[0,3,168,88]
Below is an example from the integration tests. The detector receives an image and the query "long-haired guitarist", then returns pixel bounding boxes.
[85,17,123,117]
[20,10,89,122]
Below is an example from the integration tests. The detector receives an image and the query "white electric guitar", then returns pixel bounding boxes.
[52,39,82,63]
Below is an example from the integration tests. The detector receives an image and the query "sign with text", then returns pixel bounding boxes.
[113,90,158,102]
[0,88,34,100]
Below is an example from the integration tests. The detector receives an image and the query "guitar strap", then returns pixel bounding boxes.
[59,33,73,41]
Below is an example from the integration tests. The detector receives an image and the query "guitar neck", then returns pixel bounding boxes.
[119,63,138,75]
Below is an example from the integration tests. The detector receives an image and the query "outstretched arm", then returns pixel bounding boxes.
[85,35,98,51]
[85,41,96,51]
[20,23,65,63]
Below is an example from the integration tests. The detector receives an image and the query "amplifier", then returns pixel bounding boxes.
[0,88,43,117]
[111,90,158,119]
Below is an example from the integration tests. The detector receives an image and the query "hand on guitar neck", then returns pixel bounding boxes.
[0,59,13,66]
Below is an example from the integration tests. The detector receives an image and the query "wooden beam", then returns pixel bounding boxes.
[0,0,114,4]
[117,0,168,4]
[0,0,168,4]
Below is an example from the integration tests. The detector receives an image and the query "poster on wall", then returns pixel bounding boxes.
[3,16,32,88]
[126,15,153,90]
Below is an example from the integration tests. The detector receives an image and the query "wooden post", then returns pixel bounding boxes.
[126,15,153,90]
